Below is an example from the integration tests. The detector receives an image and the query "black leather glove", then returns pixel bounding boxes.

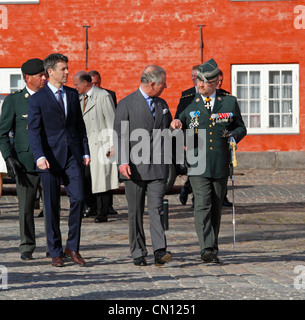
[222,130,237,140]
[5,156,23,178]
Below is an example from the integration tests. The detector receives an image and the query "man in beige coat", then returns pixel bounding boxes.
[73,71,118,222]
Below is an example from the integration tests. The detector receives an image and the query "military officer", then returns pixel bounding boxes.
[171,58,246,264]
[0,58,47,260]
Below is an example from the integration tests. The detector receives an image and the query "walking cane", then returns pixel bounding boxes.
[229,136,237,248]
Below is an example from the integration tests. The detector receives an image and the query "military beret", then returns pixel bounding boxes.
[197,58,219,82]
[21,58,44,75]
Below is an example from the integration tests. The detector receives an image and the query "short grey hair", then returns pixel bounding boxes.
[140,65,166,85]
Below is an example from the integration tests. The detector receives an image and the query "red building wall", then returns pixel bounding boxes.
[0,0,302,152]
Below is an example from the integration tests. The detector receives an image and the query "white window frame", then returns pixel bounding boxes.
[231,64,299,135]
[0,68,25,94]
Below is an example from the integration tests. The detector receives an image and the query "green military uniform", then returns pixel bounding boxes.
[179,89,247,259]
[0,87,40,257]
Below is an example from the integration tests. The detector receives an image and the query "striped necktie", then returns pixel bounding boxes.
[83,94,88,112]
[150,98,155,118]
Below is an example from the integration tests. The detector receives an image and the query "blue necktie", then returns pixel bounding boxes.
[56,90,65,112]
[150,99,155,118]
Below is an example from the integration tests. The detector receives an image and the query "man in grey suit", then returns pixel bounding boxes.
[114,65,172,266]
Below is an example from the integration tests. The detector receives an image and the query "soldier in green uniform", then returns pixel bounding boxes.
[171,58,246,264]
[0,58,47,260]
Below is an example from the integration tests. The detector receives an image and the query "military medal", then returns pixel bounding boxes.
[189,110,201,133]
[211,112,234,125]
[205,97,211,110]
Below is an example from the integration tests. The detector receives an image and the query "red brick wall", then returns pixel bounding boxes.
[0,0,302,152]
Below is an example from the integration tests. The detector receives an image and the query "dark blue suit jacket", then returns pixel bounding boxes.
[28,85,89,173]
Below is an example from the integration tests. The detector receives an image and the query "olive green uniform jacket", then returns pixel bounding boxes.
[0,88,36,171]
[179,90,247,179]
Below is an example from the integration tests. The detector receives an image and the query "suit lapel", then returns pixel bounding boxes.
[135,89,155,126]
[153,100,163,129]
[83,89,96,115]
[45,85,66,116]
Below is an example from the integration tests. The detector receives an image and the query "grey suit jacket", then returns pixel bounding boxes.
[114,89,172,181]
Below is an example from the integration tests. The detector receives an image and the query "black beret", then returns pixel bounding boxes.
[21,58,44,75]
[197,58,219,82]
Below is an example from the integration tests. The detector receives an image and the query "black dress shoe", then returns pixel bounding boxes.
[201,249,220,264]
[179,187,188,205]
[200,249,214,262]
[154,250,172,266]
[108,206,118,215]
[223,197,233,207]
[20,252,33,261]
[83,206,97,218]
[94,216,108,223]
[134,256,147,266]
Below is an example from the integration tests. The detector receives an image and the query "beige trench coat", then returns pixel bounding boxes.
[80,86,119,193]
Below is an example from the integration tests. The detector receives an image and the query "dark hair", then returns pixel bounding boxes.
[88,70,101,79]
[79,72,92,83]
[44,53,68,77]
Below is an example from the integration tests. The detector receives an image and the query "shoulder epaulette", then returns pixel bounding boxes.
[181,93,195,99]
[217,89,232,96]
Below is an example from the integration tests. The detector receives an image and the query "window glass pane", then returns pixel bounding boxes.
[250,115,260,128]
[250,86,260,99]
[269,100,280,113]
[250,71,260,84]
[242,115,248,127]
[10,74,22,88]
[269,71,280,84]
[282,85,292,99]
[237,72,248,84]
[282,71,292,84]
[282,115,292,128]
[237,86,248,99]
[269,85,280,99]
[282,100,292,113]
[239,101,248,113]
[269,115,280,127]
[250,101,260,113]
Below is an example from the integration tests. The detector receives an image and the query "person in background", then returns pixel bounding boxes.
[88,69,118,216]
[175,65,200,207]
[73,71,118,223]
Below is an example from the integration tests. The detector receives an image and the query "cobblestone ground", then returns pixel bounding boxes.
[0,169,305,302]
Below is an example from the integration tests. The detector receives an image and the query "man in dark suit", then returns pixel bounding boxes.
[28,53,90,267]
[114,65,173,266]
[0,58,47,260]
[171,59,246,264]
[175,65,200,206]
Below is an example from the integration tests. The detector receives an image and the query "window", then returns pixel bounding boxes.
[231,64,299,134]
[0,68,25,94]
[0,1,39,3]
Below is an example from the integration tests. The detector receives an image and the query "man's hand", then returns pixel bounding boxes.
[37,158,50,170]
[119,163,131,179]
[83,157,90,166]
[5,156,23,178]
[170,119,183,130]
